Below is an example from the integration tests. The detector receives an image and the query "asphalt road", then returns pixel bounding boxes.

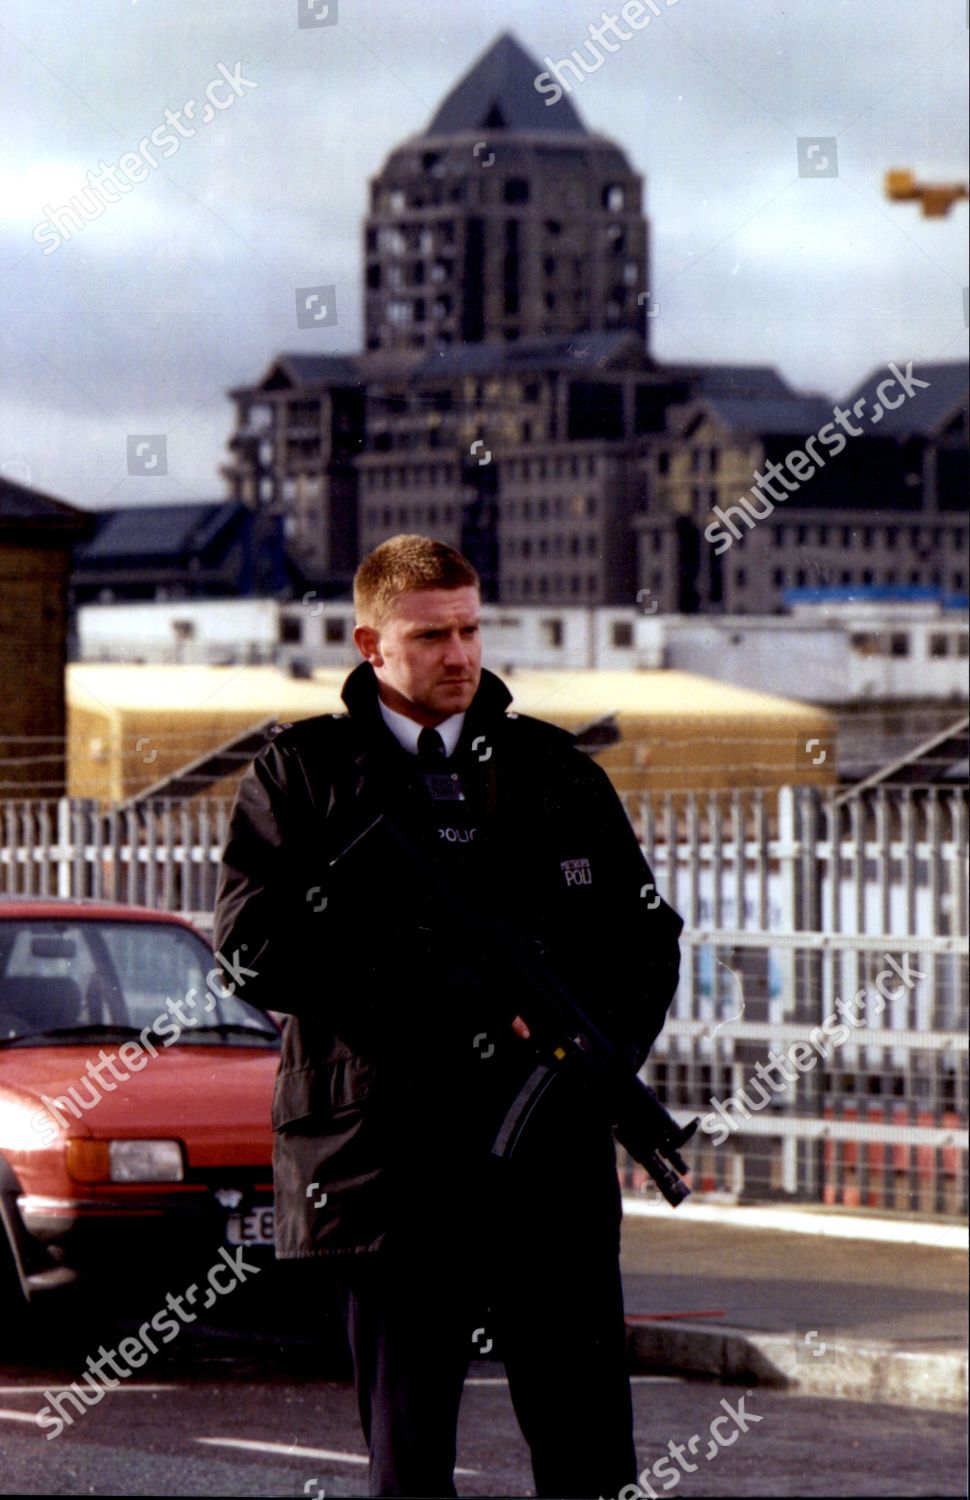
[1,1211,966,1498]
[1,1333,967,1498]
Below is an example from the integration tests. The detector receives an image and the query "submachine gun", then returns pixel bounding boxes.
[330,814,699,1207]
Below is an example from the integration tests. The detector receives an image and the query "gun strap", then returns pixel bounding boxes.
[490,1063,561,1159]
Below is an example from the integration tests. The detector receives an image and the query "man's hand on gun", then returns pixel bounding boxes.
[331,815,696,1206]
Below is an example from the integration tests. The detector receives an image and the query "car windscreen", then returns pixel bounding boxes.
[0,920,278,1047]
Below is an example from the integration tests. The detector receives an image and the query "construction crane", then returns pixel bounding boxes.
[885,169,968,218]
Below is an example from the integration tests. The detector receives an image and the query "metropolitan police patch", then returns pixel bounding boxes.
[561,857,592,886]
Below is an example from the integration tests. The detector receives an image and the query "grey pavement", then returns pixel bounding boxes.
[619,1198,968,1410]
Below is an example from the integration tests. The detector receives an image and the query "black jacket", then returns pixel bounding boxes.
[214,661,683,1257]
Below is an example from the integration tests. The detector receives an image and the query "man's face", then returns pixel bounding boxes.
[353,586,482,726]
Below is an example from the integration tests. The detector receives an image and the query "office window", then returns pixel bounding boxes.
[324,618,346,644]
[929,633,950,659]
[611,621,633,648]
[890,633,909,658]
[541,617,563,646]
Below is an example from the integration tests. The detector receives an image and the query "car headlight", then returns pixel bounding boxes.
[66,1139,184,1183]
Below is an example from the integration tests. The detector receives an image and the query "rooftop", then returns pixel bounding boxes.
[699,395,836,436]
[415,329,645,378]
[425,32,588,138]
[77,501,242,562]
[67,662,828,726]
[0,476,92,535]
[843,361,969,438]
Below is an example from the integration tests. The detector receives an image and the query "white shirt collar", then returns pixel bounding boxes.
[377,698,466,758]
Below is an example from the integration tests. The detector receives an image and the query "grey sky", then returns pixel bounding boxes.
[1,0,966,510]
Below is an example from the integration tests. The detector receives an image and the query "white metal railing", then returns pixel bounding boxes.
[2,785,967,1215]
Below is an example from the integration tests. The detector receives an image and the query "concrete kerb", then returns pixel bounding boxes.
[625,1320,969,1411]
[621,1197,968,1409]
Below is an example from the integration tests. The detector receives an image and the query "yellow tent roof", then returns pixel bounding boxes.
[67,663,835,802]
[502,668,822,723]
[68,664,349,717]
[68,663,824,723]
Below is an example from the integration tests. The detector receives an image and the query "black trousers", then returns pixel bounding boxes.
[332,1132,637,1499]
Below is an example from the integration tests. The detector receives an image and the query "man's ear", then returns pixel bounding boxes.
[353,624,383,666]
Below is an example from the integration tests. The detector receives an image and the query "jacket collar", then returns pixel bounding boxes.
[340,660,512,732]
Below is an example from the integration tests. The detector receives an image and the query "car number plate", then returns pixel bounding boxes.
[226,1207,275,1245]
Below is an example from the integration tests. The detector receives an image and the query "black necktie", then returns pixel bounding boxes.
[418,727,448,766]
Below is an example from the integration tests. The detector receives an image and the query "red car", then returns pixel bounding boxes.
[0,899,281,1337]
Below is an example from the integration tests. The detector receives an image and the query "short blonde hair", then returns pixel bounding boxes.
[353,534,480,628]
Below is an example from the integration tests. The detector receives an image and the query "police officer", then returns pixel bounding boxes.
[215,535,683,1498]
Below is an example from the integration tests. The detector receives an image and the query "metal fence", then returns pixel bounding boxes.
[2,785,967,1217]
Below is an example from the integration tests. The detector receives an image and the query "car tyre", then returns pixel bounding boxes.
[0,1225,31,1355]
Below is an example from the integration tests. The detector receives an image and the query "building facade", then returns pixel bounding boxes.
[1,477,93,795]
[221,32,969,612]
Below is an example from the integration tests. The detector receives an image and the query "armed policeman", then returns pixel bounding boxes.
[214,534,683,1499]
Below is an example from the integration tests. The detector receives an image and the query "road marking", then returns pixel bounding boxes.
[195,1437,479,1476]
[465,1374,682,1386]
[0,1385,175,1394]
[0,1408,42,1424]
